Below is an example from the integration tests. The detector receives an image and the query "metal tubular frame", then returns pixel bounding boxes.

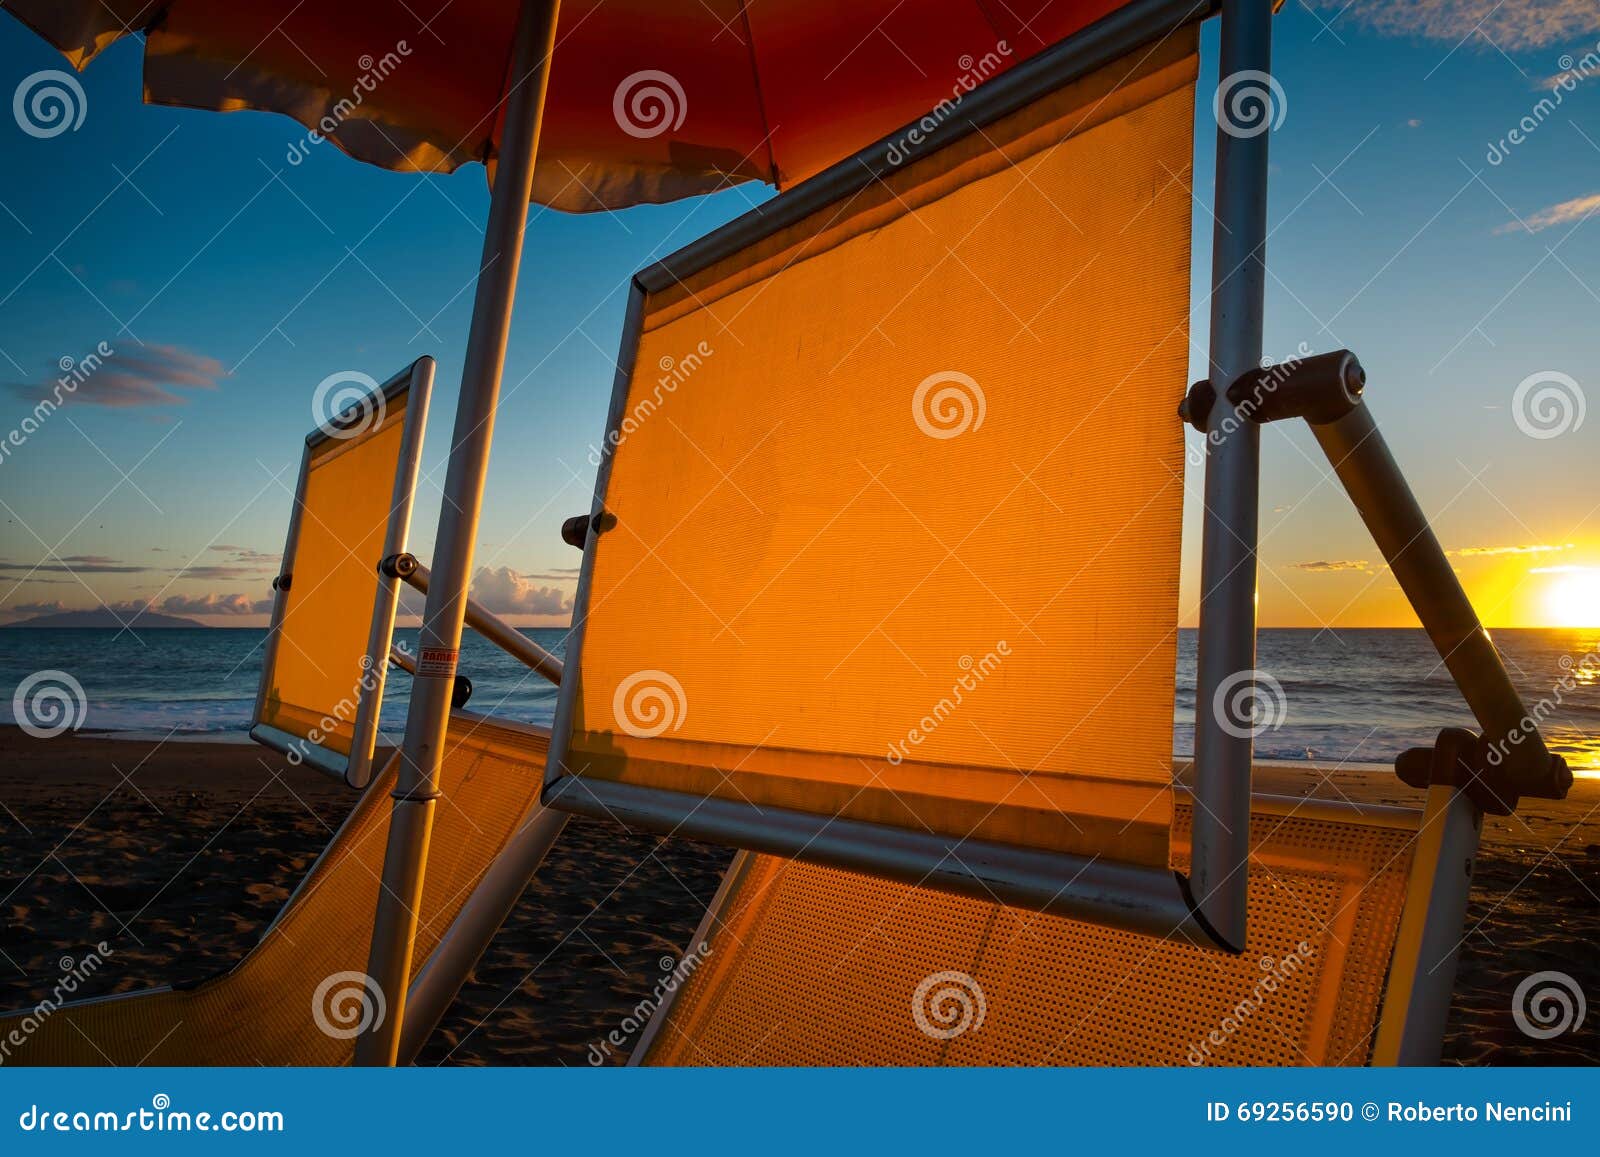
[394,557,563,685]
[357,0,562,1066]
[1309,405,1564,798]
[249,358,434,789]
[1188,0,1274,951]
[1372,782,1483,1065]
[546,0,1250,949]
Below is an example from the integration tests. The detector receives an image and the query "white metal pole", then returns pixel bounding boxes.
[356,0,562,1066]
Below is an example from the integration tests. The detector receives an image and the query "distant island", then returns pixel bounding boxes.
[2,609,206,629]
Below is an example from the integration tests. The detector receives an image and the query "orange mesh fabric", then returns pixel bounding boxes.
[258,401,407,758]
[560,35,1198,869]
[642,798,1420,1067]
[0,716,548,1065]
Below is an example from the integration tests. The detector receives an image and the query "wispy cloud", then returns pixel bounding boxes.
[1448,543,1574,556]
[9,343,226,408]
[1496,192,1600,234]
[1314,0,1600,51]
[0,556,147,574]
[1288,559,1373,573]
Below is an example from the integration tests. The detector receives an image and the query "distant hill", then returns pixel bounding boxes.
[2,609,206,629]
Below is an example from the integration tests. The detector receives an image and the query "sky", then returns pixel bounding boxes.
[0,1,1597,631]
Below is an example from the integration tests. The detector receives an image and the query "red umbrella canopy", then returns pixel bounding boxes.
[10,0,1133,210]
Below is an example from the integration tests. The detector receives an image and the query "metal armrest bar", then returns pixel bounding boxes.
[383,553,563,686]
[1183,349,1572,803]
[1309,403,1569,800]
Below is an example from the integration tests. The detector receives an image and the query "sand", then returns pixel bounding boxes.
[0,729,1594,1066]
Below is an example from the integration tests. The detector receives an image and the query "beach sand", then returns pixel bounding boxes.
[0,729,1594,1065]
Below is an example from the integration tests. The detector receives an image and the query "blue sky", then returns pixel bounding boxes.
[1,2,1597,629]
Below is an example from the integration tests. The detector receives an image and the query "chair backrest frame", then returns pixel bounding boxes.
[251,357,433,788]
[544,0,1253,949]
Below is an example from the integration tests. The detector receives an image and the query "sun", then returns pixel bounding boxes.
[1543,569,1600,628]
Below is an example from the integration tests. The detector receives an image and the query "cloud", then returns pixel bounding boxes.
[156,593,273,616]
[171,565,273,581]
[1315,0,1600,51]
[1449,543,1574,556]
[469,566,572,617]
[0,557,147,574]
[1496,192,1600,234]
[1289,559,1373,573]
[9,343,225,408]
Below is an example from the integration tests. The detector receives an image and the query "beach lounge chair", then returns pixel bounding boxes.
[537,0,1571,1068]
[0,370,569,1064]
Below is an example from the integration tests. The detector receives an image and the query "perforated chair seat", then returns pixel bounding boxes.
[637,795,1421,1066]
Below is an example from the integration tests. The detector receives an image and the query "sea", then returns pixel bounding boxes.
[1,627,1596,775]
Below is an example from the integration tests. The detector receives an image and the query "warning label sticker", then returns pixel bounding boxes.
[417,647,459,678]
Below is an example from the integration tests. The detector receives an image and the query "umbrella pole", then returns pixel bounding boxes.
[356,0,562,1067]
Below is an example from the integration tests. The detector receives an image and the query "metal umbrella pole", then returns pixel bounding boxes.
[356,0,563,1066]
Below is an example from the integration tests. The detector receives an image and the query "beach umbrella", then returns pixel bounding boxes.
[6,0,1156,1065]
